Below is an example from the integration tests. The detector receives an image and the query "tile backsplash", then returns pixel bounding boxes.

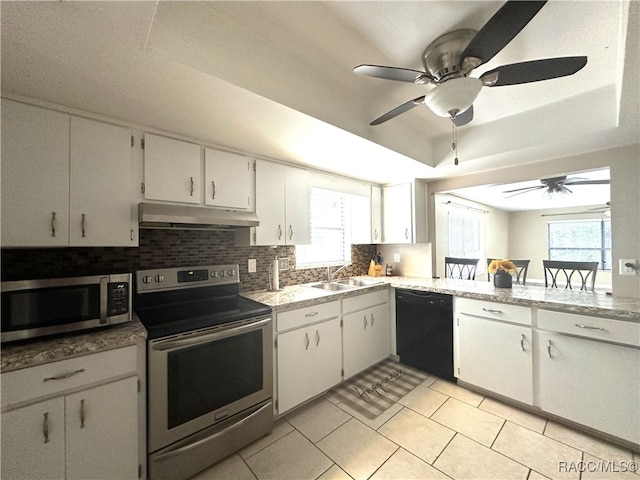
[1,229,377,292]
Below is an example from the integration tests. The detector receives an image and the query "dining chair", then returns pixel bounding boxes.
[486,259,530,285]
[543,260,598,291]
[445,257,479,280]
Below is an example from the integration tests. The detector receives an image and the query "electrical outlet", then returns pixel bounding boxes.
[619,259,638,276]
[278,257,290,271]
[394,253,401,262]
[248,259,257,273]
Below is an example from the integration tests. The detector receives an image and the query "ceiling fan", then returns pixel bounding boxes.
[503,176,610,198]
[354,0,587,127]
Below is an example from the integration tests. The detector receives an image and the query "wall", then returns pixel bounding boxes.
[1,229,376,292]
[377,243,432,278]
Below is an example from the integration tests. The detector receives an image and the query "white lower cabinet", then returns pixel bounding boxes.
[342,290,390,378]
[1,346,140,480]
[454,298,533,405]
[535,310,640,445]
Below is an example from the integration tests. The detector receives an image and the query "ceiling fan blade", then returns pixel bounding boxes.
[353,65,433,84]
[562,179,609,186]
[461,1,547,67]
[503,185,545,197]
[370,96,426,126]
[480,56,588,86]
[452,106,473,126]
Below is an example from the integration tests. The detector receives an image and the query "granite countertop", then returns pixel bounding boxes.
[1,318,147,373]
[242,276,640,322]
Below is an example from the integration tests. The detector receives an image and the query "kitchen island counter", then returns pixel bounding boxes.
[243,277,640,322]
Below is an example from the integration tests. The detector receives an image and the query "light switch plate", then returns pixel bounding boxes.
[619,259,637,275]
[394,253,401,262]
[248,259,257,273]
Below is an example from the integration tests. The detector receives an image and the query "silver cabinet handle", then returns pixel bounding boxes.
[80,399,86,428]
[370,313,375,326]
[405,227,409,240]
[81,213,86,238]
[304,311,319,317]
[363,315,368,329]
[373,228,379,240]
[547,339,552,358]
[190,177,194,196]
[43,412,50,443]
[520,334,525,352]
[482,308,503,314]
[305,333,309,350]
[278,224,283,240]
[211,181,216,199]
[43,368,85,382]
[315,329,320,347]
[51,212,56,237]
[289,225,294,240]
[575,323,605,331]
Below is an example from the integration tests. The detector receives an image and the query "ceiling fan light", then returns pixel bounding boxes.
[424,77,482,118]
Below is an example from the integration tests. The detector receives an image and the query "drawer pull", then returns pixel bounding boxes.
[304,311,319,317]
[370,313,375,326]
[315,329,320,347]
[363,314,368,329]
[43,368,85,382]
[520,334,525,352]
[43,412,50,443]
[305,333,310,350]
[80,399,86,428]
[547,340,552,358]
[482,308,503,314]
[575,323,605,331]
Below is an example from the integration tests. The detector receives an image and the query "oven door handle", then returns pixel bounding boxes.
[151,316,271,351]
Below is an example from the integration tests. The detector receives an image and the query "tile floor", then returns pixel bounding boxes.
[191,370,640,480]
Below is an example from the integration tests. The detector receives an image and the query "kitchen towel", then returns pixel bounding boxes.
[326,358,430,419]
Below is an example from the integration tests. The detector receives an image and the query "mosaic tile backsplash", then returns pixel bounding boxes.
[1,229,378,292]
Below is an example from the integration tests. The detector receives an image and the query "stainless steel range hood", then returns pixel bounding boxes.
[139,203,259,230]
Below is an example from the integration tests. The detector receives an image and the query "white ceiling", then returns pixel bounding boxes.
[1,1,638,186]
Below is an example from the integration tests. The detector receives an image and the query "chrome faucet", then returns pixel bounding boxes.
[327,263,351,282]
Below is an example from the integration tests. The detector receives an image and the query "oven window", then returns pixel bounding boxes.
[167,329,264,429]
[1,285,100,331]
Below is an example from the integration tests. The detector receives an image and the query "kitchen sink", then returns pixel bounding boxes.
[307,281,357,291]
[336,278,384,287]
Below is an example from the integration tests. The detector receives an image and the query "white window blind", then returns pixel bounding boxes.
[296,188,351,267]
[448,211,484,259]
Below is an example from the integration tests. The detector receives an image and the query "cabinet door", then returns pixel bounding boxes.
[537,332,640,444]
[344,305,390,378]
[456,315,533,404]
[350,194,372,245]
[144,134,201,204]
[1,99,70,247]
[277,326,316,413]
[70,117,135,246]
[204,149,251,209]
[371,185,382,243]
[66,376,139,480]
[284,167,310,245]
[255,160,286,245]
[383,183,412,243]
[311,317,343,394]
[1,397,66,480]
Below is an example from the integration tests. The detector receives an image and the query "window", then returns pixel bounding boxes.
[296,188,351,268]
[547,219,611,270]
[448,211,484,259]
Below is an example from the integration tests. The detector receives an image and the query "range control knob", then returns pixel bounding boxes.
[142,275,153,284]
[210,271,218,278]
[228,270,235,276]
[155,275,164,283]
[219,270,226,277]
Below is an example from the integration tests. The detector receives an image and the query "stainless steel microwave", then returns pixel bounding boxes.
[1,273,131,343]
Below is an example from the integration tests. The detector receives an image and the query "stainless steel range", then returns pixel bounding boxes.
[134,264,273,480]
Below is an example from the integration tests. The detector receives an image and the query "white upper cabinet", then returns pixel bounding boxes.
[239,160,310,245]
[350,194,371,245]
[1,100,136,247]
[371,185,382,243]
[204,148,252,210]
[143,133,201,204]
[382,181,426,244]
[70,117,135,246]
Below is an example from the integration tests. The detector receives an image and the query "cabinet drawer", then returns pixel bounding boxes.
[277,300,340,332]
[342,289,389,314]
[538,310,640,347]
[1,346,138,408]
[455,297,532,326]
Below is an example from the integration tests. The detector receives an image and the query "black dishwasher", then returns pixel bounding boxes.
[396,289,456,382]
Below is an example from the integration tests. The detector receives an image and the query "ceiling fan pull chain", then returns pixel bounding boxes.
[452,124,459,165]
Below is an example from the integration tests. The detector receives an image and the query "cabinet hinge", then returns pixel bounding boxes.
[340,319,343,328]
[131,135,134,147]
[275,400,278,411]
[137,379,141,393]
[253,161,256,172]
[141,137,145,149]
[141,183,145,194]
[138,464,142,479]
